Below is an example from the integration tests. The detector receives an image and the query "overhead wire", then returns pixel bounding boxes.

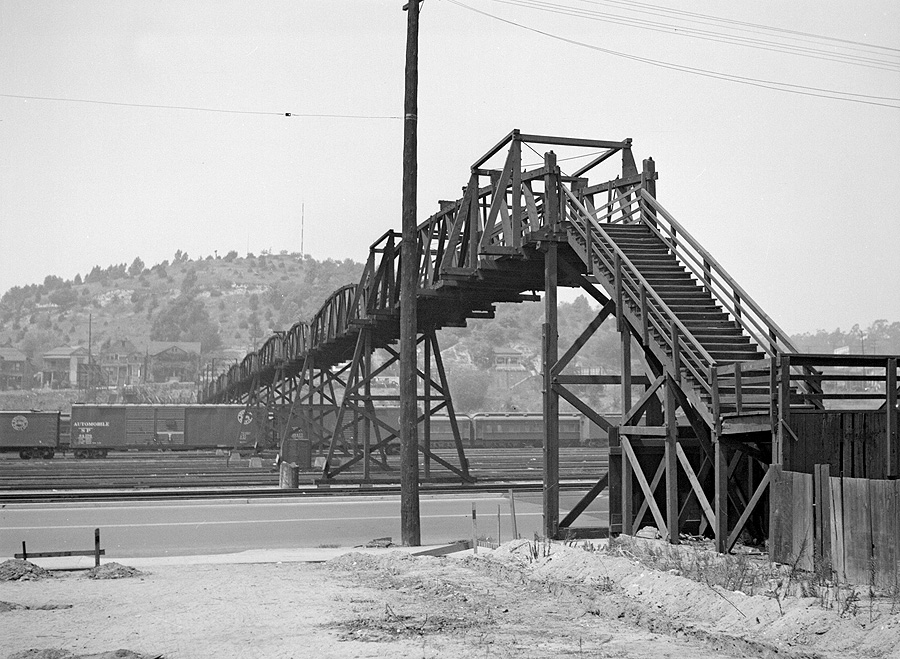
[0,93,403,120]
[578,0,900,55]
[490,0,900,72]
[444,0,900,109]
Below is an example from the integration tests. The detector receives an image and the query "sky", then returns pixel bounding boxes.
[1,0,898,335]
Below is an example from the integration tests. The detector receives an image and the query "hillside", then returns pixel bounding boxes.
[0,251,896,415]
[0,250,364,373]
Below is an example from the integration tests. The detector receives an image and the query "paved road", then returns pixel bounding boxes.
[1,491,608,559]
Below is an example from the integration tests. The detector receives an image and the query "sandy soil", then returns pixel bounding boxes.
[2,542,899,659]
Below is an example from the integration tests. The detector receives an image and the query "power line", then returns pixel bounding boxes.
[0,93,403,120]
[492,0,900,72]
[445,0,900,109]
[582,0,900,55]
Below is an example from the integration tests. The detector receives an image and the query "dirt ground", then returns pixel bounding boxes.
[1,541,899,659]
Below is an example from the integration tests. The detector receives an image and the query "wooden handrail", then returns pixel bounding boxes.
[565,187,715,366]
[638,190,799,356]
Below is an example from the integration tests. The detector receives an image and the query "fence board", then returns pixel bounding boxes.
[869,479,900,590]
[769,466,787,564]
[770,467,814,569]
[790,471,814,570]
[830,478,846,584]
[841,477,873,585]
[814,464,831,569]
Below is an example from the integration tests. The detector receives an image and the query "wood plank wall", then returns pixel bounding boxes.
[771,465,900,589]
[786,410,893,478]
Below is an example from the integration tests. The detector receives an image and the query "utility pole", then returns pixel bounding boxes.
[400,0,421,546]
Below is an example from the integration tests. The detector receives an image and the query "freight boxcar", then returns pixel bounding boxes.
[69,404,263,457]
[0,411,60,459]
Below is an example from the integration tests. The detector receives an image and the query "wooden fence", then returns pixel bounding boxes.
[770,465,900,589]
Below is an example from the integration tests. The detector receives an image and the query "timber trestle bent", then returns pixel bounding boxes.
[201,130,898,553]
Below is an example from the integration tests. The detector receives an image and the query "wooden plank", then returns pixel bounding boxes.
[888,358,898,478]
[779,467,794,564]
[842,414,854,477]
[842,477,873,585]
[619,425,667,437]
[15,550,105,559]
[830,477,846,583]
[866,412,883,479]
[853,413,865,478]
[869,479,897,590]
[823,413,841,477]
[791,470,814,571]
[769,465,784,563]
[814,464,832,570]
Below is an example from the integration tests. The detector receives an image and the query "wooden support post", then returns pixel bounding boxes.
[665,376,679,543]
[640,287,649,346]
[608,427,622,535]
[511,133,522,249]
[543,240,560,540]
[670,320,681,377]
[363,331,372,481]
[424,327,432,479]
[621,331,632,420]
[714,437,728,553]
[779,354,792,465]
[621,431,634,535]
[509,489,518,540]
[887,358,897,478]
[399,0,421,546]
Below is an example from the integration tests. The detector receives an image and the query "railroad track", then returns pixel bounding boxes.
[0,448,608,496]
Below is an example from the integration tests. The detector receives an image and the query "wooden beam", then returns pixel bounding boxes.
[714,437,728,552]
[622,374,666,426]
[726,464,772,552]
[887,358,897,478]
[676,443,716,530]
[560,474,609,528]
[665,375,679,543]
[634,457,667,534]
[621,436,668,535]
[554,384,614,433]
[552,299,616,376]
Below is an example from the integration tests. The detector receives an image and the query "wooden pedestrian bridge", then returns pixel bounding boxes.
[201,131,898,553]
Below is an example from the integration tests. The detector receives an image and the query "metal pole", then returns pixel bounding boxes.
[400,0,421,546]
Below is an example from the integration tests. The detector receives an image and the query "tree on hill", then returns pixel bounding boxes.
[150,294,222,352]
[128,257,145,277]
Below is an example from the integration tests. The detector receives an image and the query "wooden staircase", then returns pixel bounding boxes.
[570,220,772,421]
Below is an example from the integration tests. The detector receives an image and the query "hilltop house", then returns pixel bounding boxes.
[41,346,90,388]
[0,345,32,390]
[148,341,201,382]
[99,338,144,387]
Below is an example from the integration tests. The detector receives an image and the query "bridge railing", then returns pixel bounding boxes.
[637,190,796,359]
[563,185,717,399]
[636,191,822,404]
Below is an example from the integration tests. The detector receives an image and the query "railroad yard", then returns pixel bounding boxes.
[0,447,607,492]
